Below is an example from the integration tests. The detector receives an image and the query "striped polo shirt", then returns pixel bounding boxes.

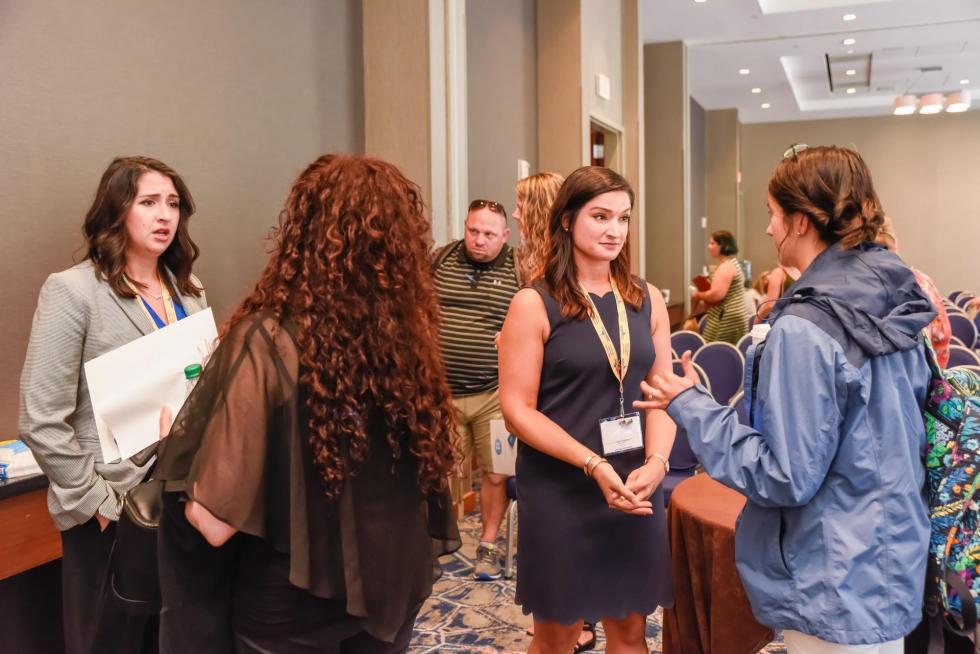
[434,241,521,396]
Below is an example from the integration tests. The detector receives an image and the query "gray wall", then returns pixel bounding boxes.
[0,0,363,435]
[741,111,980,295]
[466,0,537,241]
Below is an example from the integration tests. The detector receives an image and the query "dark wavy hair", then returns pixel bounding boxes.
[224,154,458,497]
[710,230,738,256]
[83,156,202,298]
[768,145,884,249]
[544,166,643,320]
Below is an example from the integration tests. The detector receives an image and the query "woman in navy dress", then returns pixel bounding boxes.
[499,166,674,653]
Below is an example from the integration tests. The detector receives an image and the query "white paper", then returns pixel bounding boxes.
[85,308,219,462]
[489,419,517,476]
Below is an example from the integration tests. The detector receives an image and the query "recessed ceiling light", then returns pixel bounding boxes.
[845,69,857,76]
[739,68,751,75]
[693,0,708,3]
[846,88,857,94]
[751,87,762,94]
[961,79,971,85]
[761,103,771,109]
[842,13,856,21]
[842,38,856,46]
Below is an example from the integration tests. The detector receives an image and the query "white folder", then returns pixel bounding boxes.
[85,308,219,463]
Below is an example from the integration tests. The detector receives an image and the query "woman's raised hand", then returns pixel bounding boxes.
[633,350,698,412]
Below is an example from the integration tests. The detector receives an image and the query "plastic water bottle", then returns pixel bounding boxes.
[184,363,202,396]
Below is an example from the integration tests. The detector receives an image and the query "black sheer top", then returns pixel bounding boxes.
[154,313,460,642]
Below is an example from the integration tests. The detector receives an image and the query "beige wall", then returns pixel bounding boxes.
[0,0,363,436]
[706,109,740,239]
[581,0,624,132]
[537,0,583,175]
[363,0,431,210]
[741,111,980,294]
[466,0,537,237]
[643,41,687,296]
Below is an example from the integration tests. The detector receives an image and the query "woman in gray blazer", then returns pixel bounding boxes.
[19,156,207,654]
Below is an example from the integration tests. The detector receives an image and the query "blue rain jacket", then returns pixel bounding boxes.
[667,243,936,644]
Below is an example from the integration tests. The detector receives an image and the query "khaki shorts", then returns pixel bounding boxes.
[453,388,503,476]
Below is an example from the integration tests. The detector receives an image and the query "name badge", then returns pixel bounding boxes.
[599,412,643,456]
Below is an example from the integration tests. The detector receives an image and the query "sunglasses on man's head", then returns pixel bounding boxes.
[783,143,808,161]
[469,199,506,217]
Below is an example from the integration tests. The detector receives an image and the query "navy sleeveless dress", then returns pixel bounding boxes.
[515,281,673,624]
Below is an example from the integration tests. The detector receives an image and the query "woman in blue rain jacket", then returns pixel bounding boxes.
[638,146,936,652]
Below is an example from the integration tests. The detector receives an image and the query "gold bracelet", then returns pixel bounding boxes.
[586,457,608,478]
[645,452,670,473]
[583,454,597,477]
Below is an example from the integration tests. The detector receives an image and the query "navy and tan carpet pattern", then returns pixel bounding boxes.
[408,511,787,653]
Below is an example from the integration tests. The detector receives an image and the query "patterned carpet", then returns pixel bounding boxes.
[409,511,787,653]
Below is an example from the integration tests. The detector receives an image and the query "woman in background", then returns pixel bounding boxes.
[756,264,800,321]
[154,154,460,653]
[513,172,564,284]
[19,156,207,653]
[693,230,749,343]
[876,215,951,367]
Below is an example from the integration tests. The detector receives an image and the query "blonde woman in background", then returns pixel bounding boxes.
[513,172,565,283]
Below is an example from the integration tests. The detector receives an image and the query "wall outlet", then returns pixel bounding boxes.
[701,216,707,229]
[518,159,530,180]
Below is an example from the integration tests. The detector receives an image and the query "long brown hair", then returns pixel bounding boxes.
[768,145,884,249]
[543,166,643,320]
[225,154,458,497]
[515,172,564,282]
[83,156,202,298]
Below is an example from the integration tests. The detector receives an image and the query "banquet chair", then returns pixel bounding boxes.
[948,313,978,349]
[947,345,980,368]
[692,342,745,406]
[671,330,705,359]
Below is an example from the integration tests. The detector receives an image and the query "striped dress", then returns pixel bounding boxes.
[703,258,749,345]
[433,242,521,396]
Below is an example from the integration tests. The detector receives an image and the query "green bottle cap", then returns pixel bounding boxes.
[184,363,203,380]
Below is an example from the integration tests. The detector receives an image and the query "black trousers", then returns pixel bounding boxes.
[60,518,158,654]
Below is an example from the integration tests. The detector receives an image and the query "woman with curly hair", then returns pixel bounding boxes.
[512,172,565,283]
[153,154,461,653]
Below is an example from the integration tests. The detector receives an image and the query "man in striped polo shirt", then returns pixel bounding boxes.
[434,198,521,581]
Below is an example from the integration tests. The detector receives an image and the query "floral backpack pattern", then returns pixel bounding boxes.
[923,337,980,651]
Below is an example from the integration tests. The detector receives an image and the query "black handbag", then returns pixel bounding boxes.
[109,477,162,615]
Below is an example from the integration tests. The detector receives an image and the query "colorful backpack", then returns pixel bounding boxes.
[923,338,980,651]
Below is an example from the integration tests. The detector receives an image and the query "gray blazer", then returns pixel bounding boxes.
[18,260,208,530]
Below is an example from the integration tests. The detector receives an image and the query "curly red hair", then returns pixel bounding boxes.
[225,154,458,497]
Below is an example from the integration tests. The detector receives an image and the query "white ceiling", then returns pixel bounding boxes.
[642,0,980,123]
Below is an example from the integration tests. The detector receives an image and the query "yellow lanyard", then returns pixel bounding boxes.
[580,275,631,416]
[125,274,178,329]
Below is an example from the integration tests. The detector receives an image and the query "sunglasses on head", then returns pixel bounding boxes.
[468,199,506,217]
[782,143,808,161]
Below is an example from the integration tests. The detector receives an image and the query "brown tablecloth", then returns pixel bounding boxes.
[662,474,775,654]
